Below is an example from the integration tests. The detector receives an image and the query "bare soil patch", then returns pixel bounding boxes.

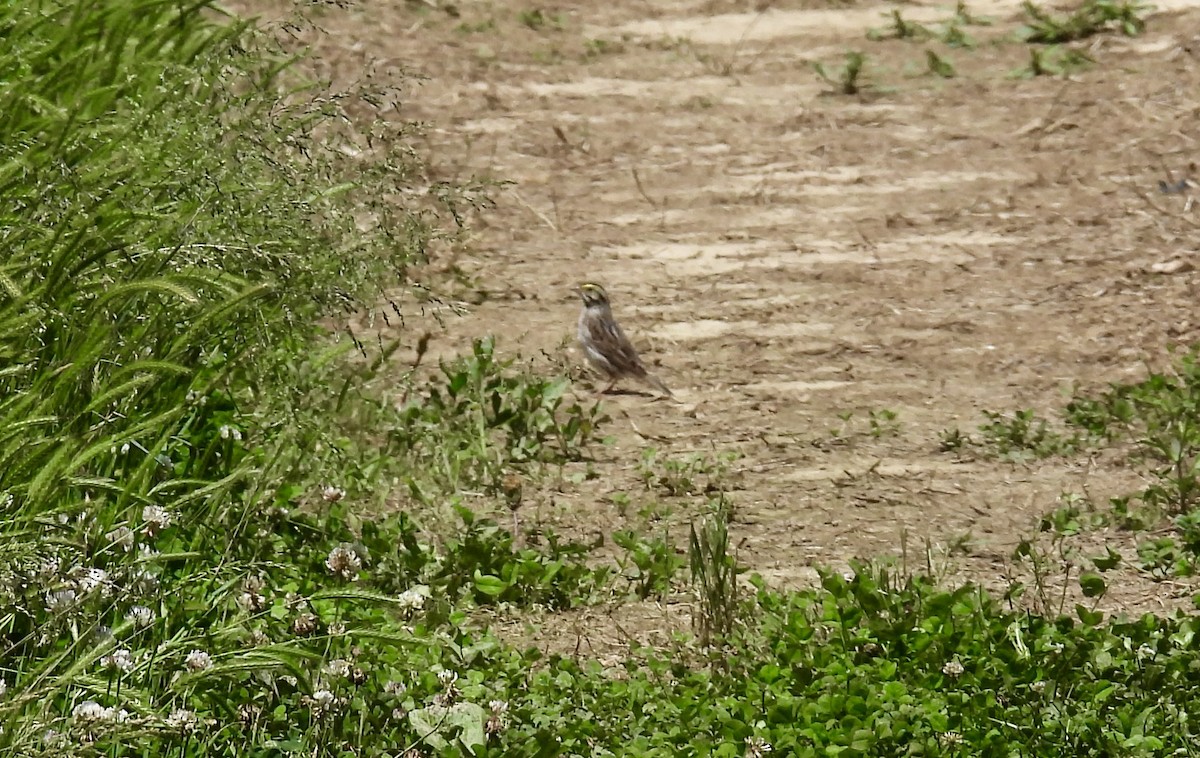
[237,0,1200,619]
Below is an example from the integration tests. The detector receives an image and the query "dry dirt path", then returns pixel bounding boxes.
[245,0,1200,614]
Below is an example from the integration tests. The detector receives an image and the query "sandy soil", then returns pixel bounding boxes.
[234,0,1200,620]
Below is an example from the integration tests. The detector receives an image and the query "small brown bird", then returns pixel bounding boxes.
[575,282,673,397]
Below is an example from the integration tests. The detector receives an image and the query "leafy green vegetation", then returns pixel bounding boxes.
[613,530,687,599]
[506,569,1200,755]
[965,350,1200,513]
[950,350,1200,590]
[1064,352,1200,514]
[0,0,594,753]
[977,408,1083,460]
[391,337,604,504]
[637,448,738,497]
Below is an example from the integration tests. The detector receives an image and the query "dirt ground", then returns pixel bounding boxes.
[238,0,1200,621]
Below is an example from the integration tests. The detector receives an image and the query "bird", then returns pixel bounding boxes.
[574,282,673,397]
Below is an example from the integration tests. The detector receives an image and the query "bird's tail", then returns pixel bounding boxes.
[643,372,674,398]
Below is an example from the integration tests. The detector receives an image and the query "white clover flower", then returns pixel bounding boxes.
[130,568,159,596]
[166,708,198,733]
[74,567,109,595]
[141,505,173,536]
[236,577,267,613]
[433,670,461,708]
[485,699,509,737]
[1031,680,1046,694]
[325,544,362,581]
[246,629,270,647]
[309,689,338,714]
[938,731,964,747]
[106,526,135,552]
[237,703,262,724]
[323,659,351,678]
[384,680,407,697]
[120,443,131,455]
[942,659,965,678]
[42,728,66,748]
[34,557,61,582]
[321,485,346,503]
[72,701,107,722]
[44,589,77,614]
[218,425,242,441]
[184,650,212,672]
[126,605,153,627]
[101,648,135,674]
[327,622,346,637]
[291,612,318,636]
[397,588,425,613]
[745,736,773,758]
[391,706,408,721]
[237,591,266,613]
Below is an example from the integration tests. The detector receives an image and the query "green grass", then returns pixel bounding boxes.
[0,0,577,752]
[5,0,1200,755]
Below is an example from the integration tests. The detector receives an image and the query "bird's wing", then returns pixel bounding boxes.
[585,313,647,376]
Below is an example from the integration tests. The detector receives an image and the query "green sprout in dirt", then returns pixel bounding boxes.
[936,1,990,46]
[583,37,625,59]
[1065,351,1200,515]
[813,51,868,95]
[952,1,994,27]
[1018,0,1150,44]
[867,10,933,41]
[939,427,972,453]
[869,408,902,437]
[455,18,497,34]
[976,408,1082,459]
[925,49,957,78]
[518,8,563,31]
[637,448,739,497]
[940,22,976,48]
[1011,45,1095,77]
